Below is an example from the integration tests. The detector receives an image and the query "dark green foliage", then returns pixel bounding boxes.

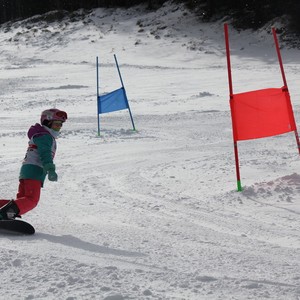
[181,0,300,33]
[0,0,166,24]
[0,0,300,34]
[288,2,300,32]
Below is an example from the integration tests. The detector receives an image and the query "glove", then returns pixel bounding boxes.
[44,163,58,182]
[48,170,58,182]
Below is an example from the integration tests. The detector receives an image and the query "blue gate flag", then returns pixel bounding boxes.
[98,87,129,114]
[96,55,136,136]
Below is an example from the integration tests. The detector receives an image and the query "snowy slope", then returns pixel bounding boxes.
[0,2,300,299]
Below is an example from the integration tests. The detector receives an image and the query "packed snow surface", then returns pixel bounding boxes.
[0,2,299,299]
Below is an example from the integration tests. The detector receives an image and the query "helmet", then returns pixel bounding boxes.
[40,109,68,125]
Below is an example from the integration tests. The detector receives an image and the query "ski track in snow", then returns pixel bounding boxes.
[0,2,300,299]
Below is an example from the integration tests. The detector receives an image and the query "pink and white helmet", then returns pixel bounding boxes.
[40,109,68,124]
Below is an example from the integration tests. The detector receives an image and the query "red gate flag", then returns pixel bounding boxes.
[230,87,296,141]
[224,23,300,191]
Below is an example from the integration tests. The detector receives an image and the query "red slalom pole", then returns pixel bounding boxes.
[224,23,233,96]
[224,23,242,191]
[272,27,288,88]
[272,27,300,155]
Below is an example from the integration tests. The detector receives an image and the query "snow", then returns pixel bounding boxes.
[0,2,300,299]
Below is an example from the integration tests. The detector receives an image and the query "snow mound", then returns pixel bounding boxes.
[243,173,300,202]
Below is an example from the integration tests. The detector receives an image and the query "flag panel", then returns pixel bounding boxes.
[98,87,128,114]
[230,88,296,141]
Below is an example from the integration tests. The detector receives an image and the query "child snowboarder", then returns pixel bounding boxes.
[0,108,68,220]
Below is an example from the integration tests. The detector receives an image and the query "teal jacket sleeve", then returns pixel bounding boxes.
[33,134,54,167]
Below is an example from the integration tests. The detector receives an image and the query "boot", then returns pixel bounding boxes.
[0,200,20,220]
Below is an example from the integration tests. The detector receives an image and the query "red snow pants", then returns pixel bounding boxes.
[0,179,42,215]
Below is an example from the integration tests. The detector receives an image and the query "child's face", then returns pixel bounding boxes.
[51,121,63,132]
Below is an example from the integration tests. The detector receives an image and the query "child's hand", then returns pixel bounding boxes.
[44,163,58,181]
[48,170,58,182]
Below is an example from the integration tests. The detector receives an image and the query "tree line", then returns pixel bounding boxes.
[187,0,300,32]
[0,0,165,24]
[0,0,300,33]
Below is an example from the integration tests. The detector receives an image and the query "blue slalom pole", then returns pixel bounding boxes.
[114,54,136,131]
[96,56,100,136]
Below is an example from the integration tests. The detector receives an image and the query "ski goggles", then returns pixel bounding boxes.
[53,111,68,122]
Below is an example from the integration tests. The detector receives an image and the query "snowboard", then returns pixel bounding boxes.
[0,219,35,235]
